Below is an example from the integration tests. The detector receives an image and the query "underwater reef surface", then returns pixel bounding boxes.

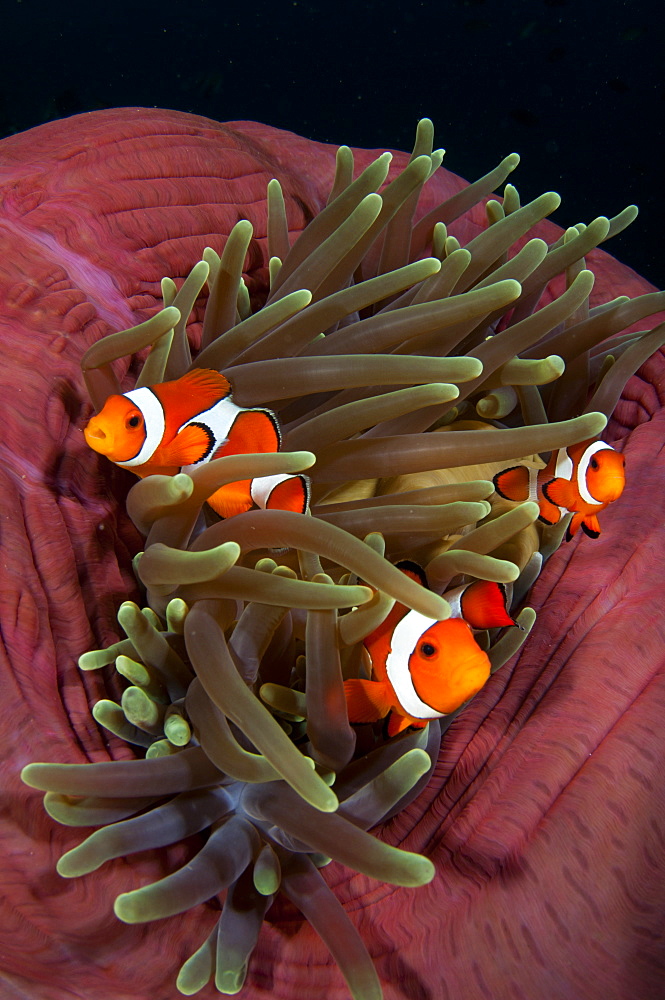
[1,108,665,1000]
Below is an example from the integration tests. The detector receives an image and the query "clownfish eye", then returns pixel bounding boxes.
[126,413,142,429]
[419,641,437,658]
[590,457,599,470]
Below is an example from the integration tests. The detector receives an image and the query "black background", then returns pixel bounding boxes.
[1,0,662,286]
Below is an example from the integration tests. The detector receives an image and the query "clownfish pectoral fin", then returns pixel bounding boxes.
[542,476,577,514]
[493,465,530,502]
[344,678,394,724]
[580,514,601,539]
[206,480,254,519]
[460,580,517,629]
[386,713,425,737]
[158,423,215,467]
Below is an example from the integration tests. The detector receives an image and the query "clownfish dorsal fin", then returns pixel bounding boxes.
[394,560,429,588]
[152,368,232,412]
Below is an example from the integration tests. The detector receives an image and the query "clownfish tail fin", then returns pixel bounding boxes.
[254,474,310,515]
[460,580,517,629]
[493,465,530,502]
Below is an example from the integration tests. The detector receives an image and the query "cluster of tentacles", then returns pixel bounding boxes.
[21,120,665,999]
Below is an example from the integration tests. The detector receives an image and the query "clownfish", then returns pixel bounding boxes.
[492,438,625,540]
[343,562,517,737]
[83,368,309,519]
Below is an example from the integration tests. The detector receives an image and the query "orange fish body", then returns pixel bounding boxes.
[83,368,309,518]
[493,438,625,539]
[344,565,514,737]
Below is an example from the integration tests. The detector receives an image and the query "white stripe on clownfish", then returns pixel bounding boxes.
[576,441,614,505]
[554,447,573,481]
[384,609,444,720]
[116,387,166,468]
[443,584,468,620]
[527,466,540,505]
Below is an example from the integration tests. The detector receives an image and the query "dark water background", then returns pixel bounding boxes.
[1,0,662,286]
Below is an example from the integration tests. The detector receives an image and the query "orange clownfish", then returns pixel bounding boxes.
[343,563,517,738]
[83,368,309,519]
[492,438,625,540]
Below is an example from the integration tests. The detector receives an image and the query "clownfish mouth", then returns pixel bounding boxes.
[84,418,135,463]
[84,419,109,450]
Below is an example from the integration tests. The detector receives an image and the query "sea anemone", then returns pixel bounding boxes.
[19,117,665,999]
